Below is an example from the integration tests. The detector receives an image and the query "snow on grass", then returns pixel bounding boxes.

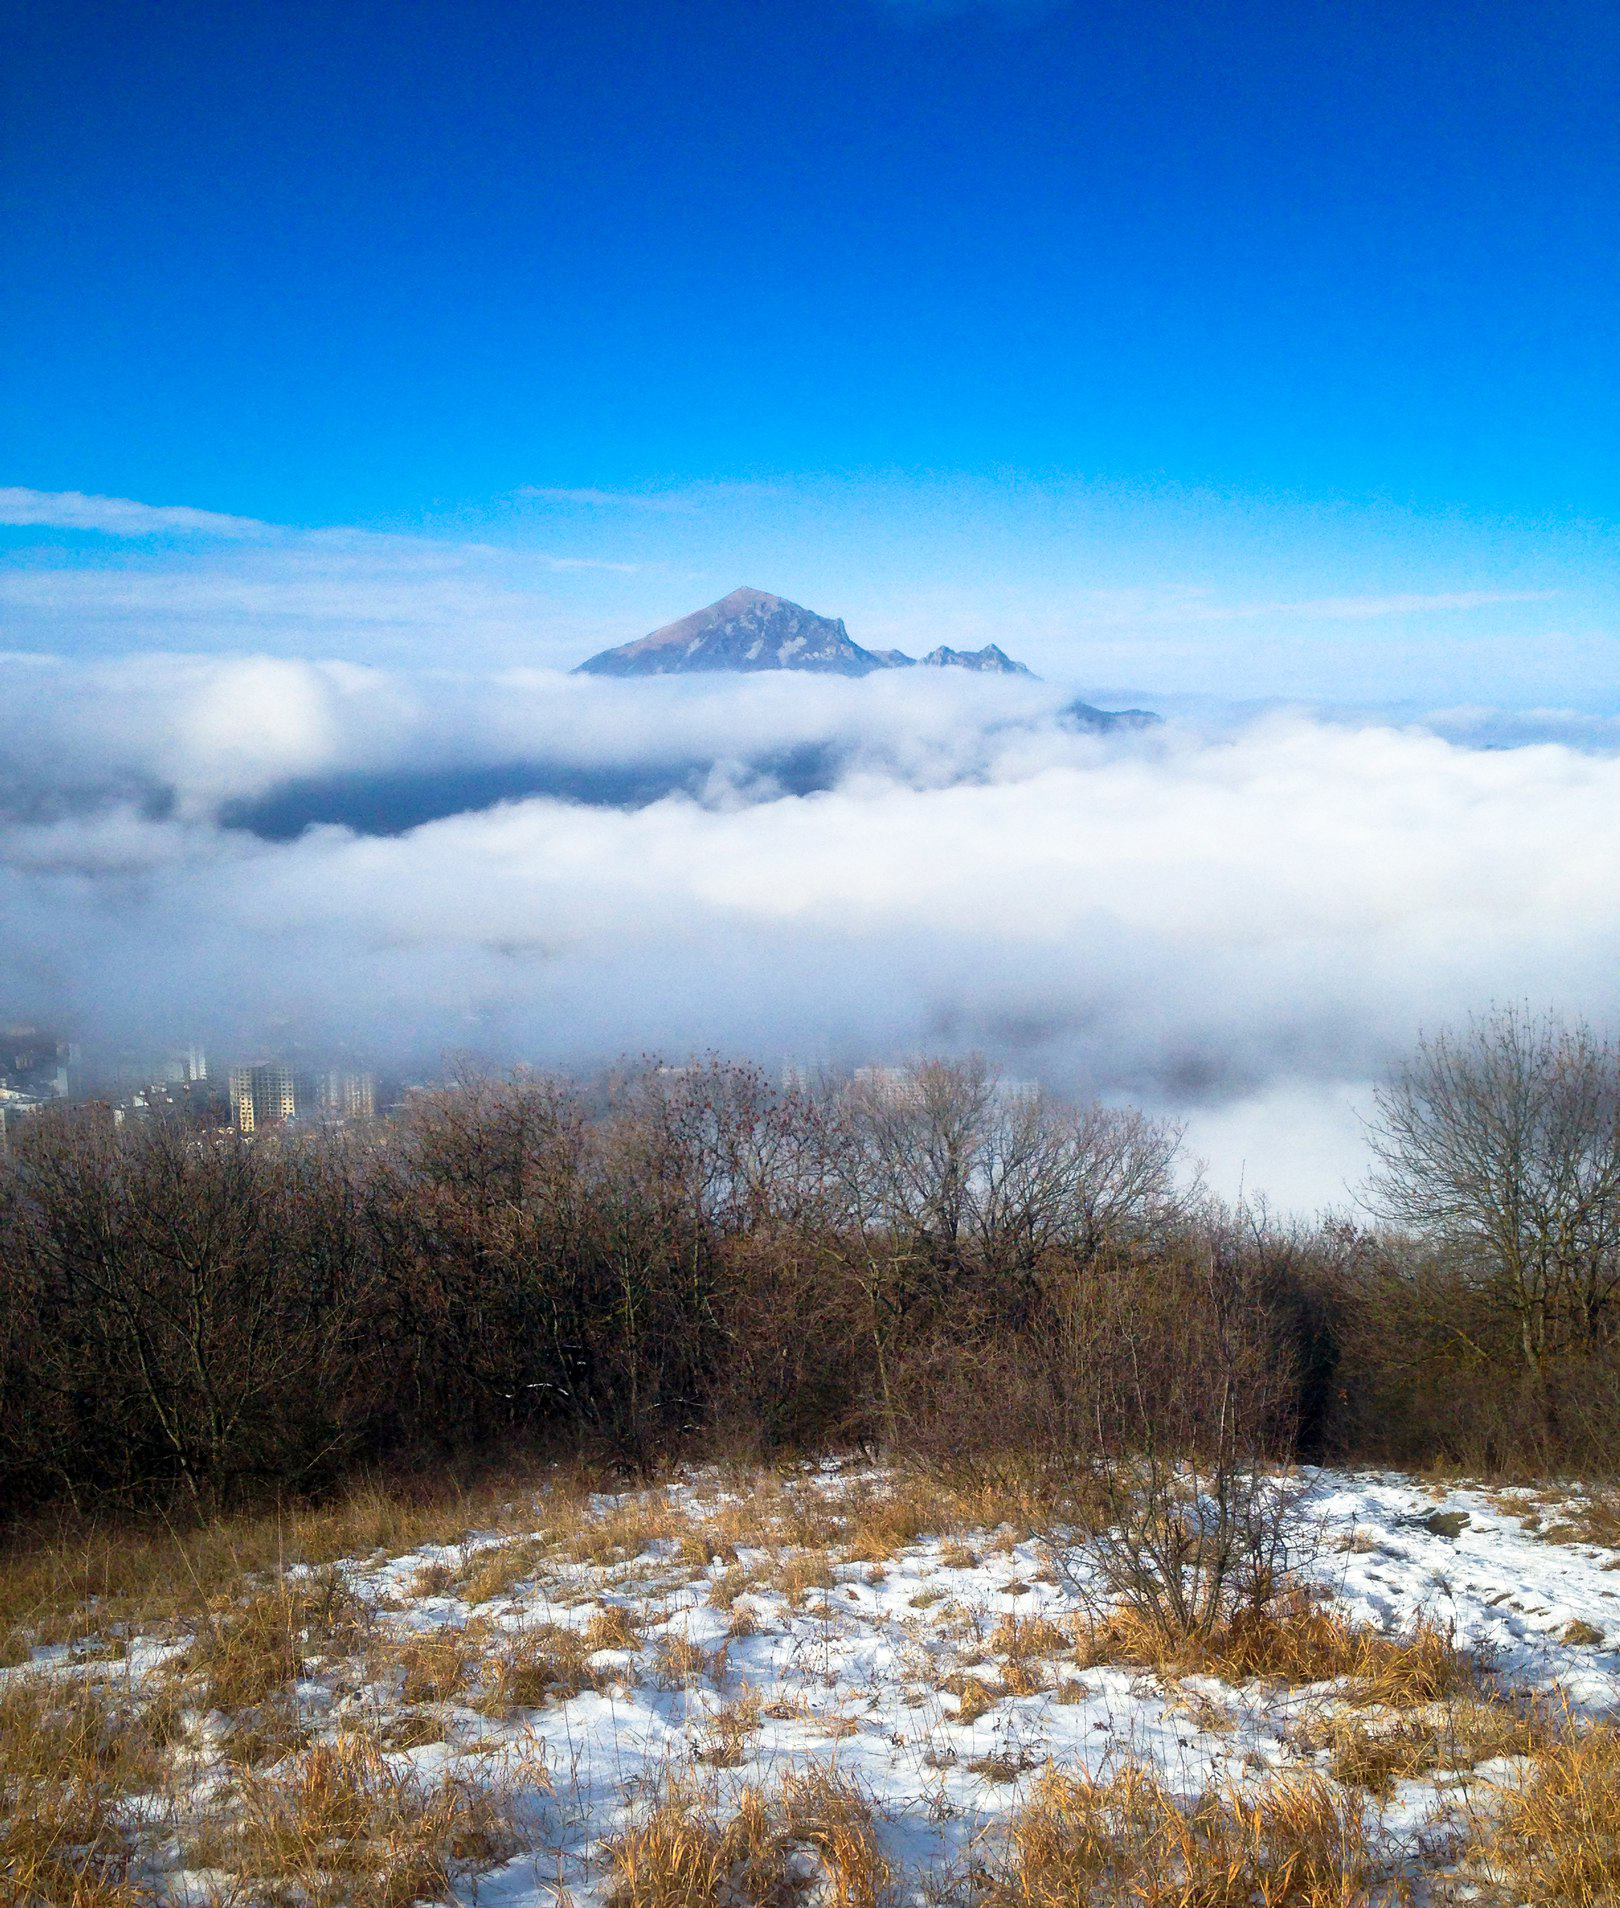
[2,1463,1617,1904]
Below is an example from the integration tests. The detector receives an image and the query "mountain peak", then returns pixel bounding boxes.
[574,589,1041,680]
[918,643,1033,676]
[575,587,880,676]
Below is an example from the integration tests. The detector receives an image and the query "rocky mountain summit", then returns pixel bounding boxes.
[574,587,1036,678]
[918,642,1033,675]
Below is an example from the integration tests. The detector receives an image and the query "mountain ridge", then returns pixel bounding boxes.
[574,586,1037,679]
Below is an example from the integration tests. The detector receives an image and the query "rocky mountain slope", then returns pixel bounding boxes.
[575,587,1036,678]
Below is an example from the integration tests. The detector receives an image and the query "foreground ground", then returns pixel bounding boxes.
[3,1461,1619,1905]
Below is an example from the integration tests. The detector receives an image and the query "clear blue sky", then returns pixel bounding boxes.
[4,0,1618,694]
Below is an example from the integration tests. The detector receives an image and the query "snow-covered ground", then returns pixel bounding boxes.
[9,1463,1620,1903]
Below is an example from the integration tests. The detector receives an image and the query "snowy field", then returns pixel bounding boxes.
[5,1462,1620,1905]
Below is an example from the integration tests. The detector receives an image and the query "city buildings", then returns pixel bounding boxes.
[228,1063,297,1135]
[228,1062,377,1133]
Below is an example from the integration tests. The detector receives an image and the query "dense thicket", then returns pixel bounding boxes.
[2,1033,1618,1521]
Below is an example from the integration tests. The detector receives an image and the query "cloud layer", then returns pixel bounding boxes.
[5,482,1619,1207]
[5,644,1620,1206]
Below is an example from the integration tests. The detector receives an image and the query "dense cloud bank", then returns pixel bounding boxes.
[6,651,1620,1204]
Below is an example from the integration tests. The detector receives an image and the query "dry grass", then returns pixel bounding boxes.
[840,1484,944,1563]
[409,1556,458,1598]
[942,1670,1003,1724]
[607,1780,792,1908]
[565,1498,685,1567]
[606,1768,889,1908]
[0,1676,171,1907]
[1583,1493,1620,1550]
[979,1765,1374,1908]
[706,1564,761,1609]
[1475,1719,1620,1904]
[0,1466,580,1665]
[778,1767,892,1908]
[1074,1591,1477,1702]
[480,1621,602,1712]
[1313,1697,1545,1797]
[1334,1528,1382,1556]
[1000,1658,1050,1697]
[696,1689,763,1766]
[990,1613,1072,1661]
[456,1538,548,1605]
[654,1633,727,1688]
[394,1626,478,1704]
[176,1569,368,1714]
[585,1603,643,1652]
[377,1706,449,1750]
[773,1550,838,1601]
[13,1457,1620,1908]
[191,1725,531,1907]
[1526,1492,1620,1555]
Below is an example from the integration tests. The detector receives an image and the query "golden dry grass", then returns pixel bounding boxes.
[394,1626,478,1704]
[584,1603,643,1652]
[0,1676,171,1907]
[695,1689,763,1767]
[16,1456,1620,1908]
[1074,1591,1477,1702]
[456,1537,550,1603]
[607,1781,792,1908]
[480,1621,602,1712]
[606,1768,890,1908]
[980,1765,1374,1908]
[654,1633,727,1688]
[839,1485,941,1563]
[1522,1492,1620,1555]
[706,1563,761,1609]
[777,1767,892,1908]
[773,1550,838,1601]
[1477,1719,1620,1905]
[190,1725,531,1907]
[1313,1697,1545,1797]
[0,1466,583,1666]
[180,1569,368,1713]
[990,1613,1072,1661]
[409,1556,458,1598]
[942,1670,1003,1723]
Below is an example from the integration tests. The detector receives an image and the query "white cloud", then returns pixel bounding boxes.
[0,487,272,538]
[5,660,1620,1211]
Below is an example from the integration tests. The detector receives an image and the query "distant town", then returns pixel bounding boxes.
[0,1027,1053,1153]
[0,1023,381,1147]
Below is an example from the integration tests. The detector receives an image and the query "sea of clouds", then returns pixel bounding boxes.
[6,482,1620,1209]
[6,644,1620,1208]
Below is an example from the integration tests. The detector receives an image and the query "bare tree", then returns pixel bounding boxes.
[1048,1213,1305,1648]
[814,1058,1188,1440]
[1365,1006,1620,1373]
[3,1112,370,1508]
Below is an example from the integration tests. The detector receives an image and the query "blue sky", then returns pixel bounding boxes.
[4,0,1619,698]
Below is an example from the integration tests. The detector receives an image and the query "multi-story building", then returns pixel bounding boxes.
[0,1090,46,1154]
[0,1026,75,1101]
[852,1065,927,1109]
[115,1044,209,1091]
[318,1070,376,1121]
[229,1063,297,1135]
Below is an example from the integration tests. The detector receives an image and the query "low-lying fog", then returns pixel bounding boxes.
[6,648,1620,1212]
